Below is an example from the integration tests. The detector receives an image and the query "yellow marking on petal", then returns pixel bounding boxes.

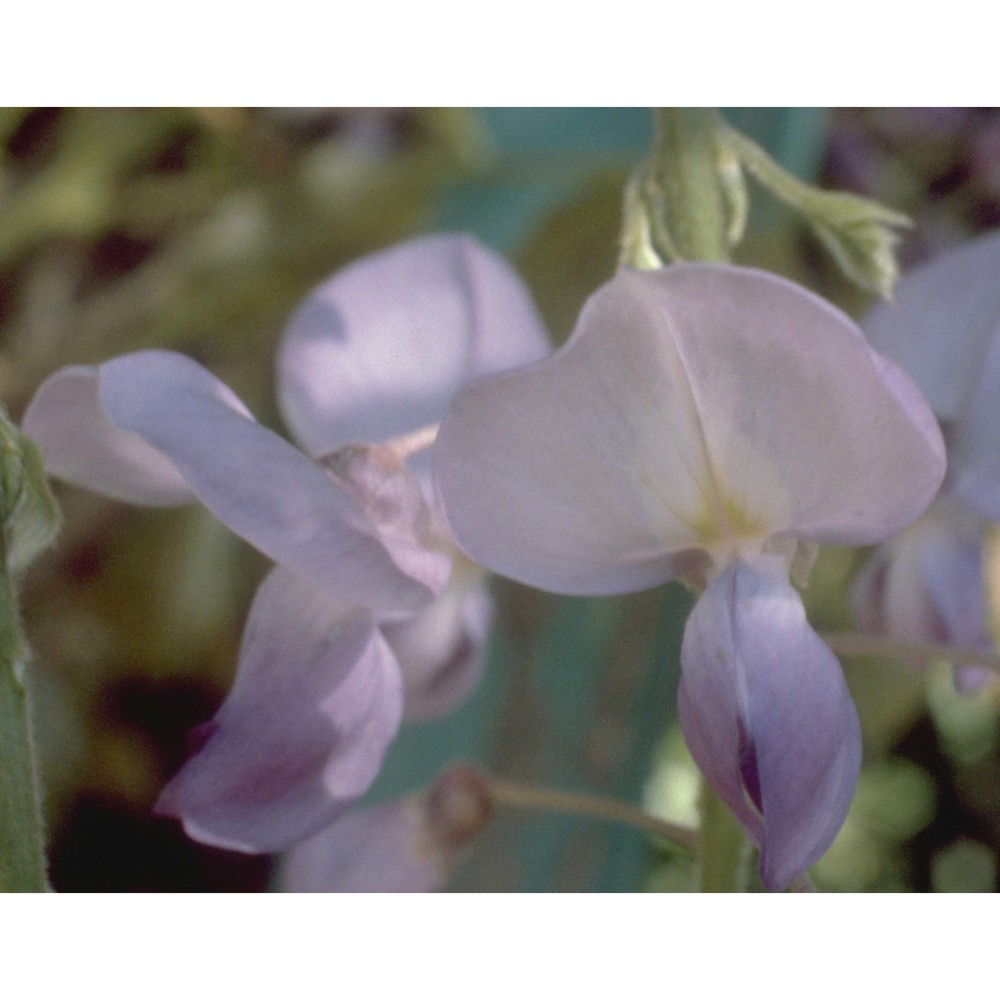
[688,490,764,543]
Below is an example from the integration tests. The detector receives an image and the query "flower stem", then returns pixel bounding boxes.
[0,568,49,892]
[482,774,697,852]
[649,108,731,263]
[480,772,816,891]
[621,108,738,269]
[821,630,1000,672]
[697,778,748,892]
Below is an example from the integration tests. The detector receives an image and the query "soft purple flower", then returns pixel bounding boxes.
[279,764,493,892]
[22,351,445,609]
[434,263,945,890]
[155,565,406,850]
[276,234,548,720]
[854,229,1000,692]
[23,233,549,854]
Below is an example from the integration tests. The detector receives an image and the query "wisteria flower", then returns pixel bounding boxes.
[853,229,1000,691]
[434,263,945,890]
[276,232,548,721]
[23,233,549,855]
[280,763,494,892]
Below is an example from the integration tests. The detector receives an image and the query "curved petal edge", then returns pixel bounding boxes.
[155,568,405,853]
[679,559,861,891]
[22,365,195,506]
[98,350,439,610]
[278,233,550,456]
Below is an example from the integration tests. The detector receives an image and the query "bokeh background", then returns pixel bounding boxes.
[5,107,1000,892]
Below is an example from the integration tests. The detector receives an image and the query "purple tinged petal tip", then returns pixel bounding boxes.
[155,567,405,853]
[679,559,862,891]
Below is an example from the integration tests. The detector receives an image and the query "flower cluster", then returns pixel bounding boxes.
[24,229,956,892]
[23,234,548,869]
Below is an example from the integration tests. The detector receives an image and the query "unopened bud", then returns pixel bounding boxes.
[720,123,910,299]
[424,762,494,852]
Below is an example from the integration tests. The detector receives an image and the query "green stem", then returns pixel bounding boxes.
[721,123,909,229]
[485,773,815,891]
[484,774,698,852]
[647,110,749,889]
[621,108,738,269]
[649,108,730,263]
[0,568,48,892]
[625,109,753,890]
[697,778,748,892]
[822,630,1000,672]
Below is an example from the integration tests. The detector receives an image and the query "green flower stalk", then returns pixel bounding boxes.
[620,108,743,268]
[0,406,60,892]
[621,108,911,299]
[719,122,911,299]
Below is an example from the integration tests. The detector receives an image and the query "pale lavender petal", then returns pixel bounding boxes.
[863,229,1000,421]
[918,523,987,647]
[278,764,493,892]
[21,365,195,505]
[155,567,404,852]
[851,530,942,643]
[279,801,448,892]
[852,511,994,692]
[850,544,898,638]
[954,664,995,693]
[952,322,1000,521]
[380,571,494,722]
[278,233,550,457]
[434,269,718,595]
[920,527,994,692]
[862,231,1000,521]
[625,265,945,547]
[98,350,442,610]
[435,265,944,595]
[679,558,861,891]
